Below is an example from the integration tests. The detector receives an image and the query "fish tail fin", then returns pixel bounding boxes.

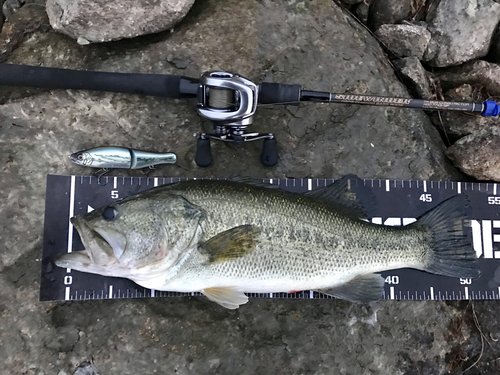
[414,195,478,279]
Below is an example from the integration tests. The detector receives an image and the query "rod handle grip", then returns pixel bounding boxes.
[259,82,301,105]
[0,64,199,98]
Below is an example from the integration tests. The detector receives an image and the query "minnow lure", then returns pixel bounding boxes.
[70,147,177,169]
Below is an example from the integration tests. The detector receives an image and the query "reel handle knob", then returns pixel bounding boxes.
[261,138,278,167]
[195,137,213,167]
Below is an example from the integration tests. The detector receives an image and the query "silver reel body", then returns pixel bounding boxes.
[195,71,277,167]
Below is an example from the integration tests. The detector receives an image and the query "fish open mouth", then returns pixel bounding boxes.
[93,227,127,260]
[70,216,121,265]
[53,216,127,276]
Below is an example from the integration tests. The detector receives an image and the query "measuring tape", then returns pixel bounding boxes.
[40,175,500,303]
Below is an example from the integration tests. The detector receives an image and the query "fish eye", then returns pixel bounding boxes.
[77,154,83,160]
[102,206,119,221]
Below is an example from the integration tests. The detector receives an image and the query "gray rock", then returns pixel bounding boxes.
[353,1,370,24]
[436,60,500,96]
[74,362,99,375]
[424,0,500,67]
[393,56,434,100]
[171,58,190,69]
[368,0,415,31]
[340,0,363,5]
[446,126,500,181]
[2,0,23,19]
[46,0,195,43]
[2,0,45,19]
[489,25,500,63]
[375,23,431,59]
[44,326,80,352]
[428,84,496,141]
[0,3,50,62]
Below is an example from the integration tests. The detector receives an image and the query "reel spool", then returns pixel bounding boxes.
[195,71,278,167]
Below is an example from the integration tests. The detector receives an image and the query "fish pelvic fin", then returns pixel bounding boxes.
[200,225,260,263]
[315,273,385,303]
[202,287,249,309]
[414,195,478,279]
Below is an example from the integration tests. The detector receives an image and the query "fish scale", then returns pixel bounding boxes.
[40,175,500,305]
[177,183,424,271]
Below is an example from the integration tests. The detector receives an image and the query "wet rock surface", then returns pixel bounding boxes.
[46,0,195,44]
[0,0,499,374]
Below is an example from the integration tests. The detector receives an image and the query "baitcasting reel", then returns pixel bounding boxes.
[195,71,277,167]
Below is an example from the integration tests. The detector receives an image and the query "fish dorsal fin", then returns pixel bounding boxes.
[315,273,385,303]
[202,287,249,309]
[306,175,374,219]
[200,225,260,263]
[233,175,375,219]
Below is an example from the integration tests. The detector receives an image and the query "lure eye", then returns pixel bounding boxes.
[102,206,119,221]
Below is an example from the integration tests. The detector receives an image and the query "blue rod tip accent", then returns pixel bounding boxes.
[483,101,499,117]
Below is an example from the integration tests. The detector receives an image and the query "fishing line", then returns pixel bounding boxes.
[207,87,236,109]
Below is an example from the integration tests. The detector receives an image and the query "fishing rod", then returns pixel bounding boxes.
[0,63,498,167]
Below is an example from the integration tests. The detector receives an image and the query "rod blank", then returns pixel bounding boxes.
[300,90,488,115]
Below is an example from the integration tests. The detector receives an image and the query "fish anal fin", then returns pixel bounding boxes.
[315,273,385,303]
[202,287,249,309]
[201,225,260,263]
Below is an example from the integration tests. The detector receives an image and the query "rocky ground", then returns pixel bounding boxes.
[1,0,500,373]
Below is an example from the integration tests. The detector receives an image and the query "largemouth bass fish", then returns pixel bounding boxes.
[55,177,478,309]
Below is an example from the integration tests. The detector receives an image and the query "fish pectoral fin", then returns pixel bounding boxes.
[200,225,260,263]
[202,287,249,310]
[315,273,385,303]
